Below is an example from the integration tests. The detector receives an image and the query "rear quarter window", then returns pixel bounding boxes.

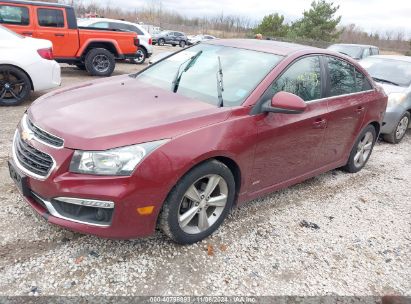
[37,8,64,28]
[0,5,29,25]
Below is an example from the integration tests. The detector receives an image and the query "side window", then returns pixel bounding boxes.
[371,48,379,55]
[109,22,126,31]
[327,56,356,96]
[37,8,64,27]
[92,22,109,29]
[354,69,372,92]
[362,48,371,58]
[129,25,144,35]
[271,56,322,102]
[0,5,29,25]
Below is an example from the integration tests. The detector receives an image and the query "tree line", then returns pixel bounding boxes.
[47,0,410,54]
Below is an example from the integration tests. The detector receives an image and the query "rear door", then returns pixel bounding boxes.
[0,3,32,36]
[33,6,79,58]
[320,56,374,165]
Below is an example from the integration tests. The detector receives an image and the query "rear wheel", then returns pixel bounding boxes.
[383,112,410,144]
[133,48,147,64]
[0,65,31,106]
[85,48,115,77]
[343,125,376,173]
[158,38,165,46]
[159,160,235,244]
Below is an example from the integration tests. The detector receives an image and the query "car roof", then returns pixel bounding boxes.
[78,18,149,34]
[0,0,72,8]
[364,55,411,63]
[329,43,379,49]
[205,39,325,56]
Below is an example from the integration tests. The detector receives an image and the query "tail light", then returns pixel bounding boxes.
[148,38,152,45]
[37,48,53,60]
[134,37,140,46]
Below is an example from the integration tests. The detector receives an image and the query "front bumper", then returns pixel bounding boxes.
[8,121,171,239]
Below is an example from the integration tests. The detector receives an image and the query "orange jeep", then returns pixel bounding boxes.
[0,0,140,76]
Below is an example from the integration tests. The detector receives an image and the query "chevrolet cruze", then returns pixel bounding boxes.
[8,40,387,244]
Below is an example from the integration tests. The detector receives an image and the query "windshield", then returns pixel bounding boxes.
[328,45,363,59]
[0,25,23,39]
[360,57,411,87]
[135,44,283,107]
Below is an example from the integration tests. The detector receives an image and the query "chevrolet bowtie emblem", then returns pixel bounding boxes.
[21,129,35,142]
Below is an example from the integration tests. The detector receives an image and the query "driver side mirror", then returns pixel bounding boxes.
[262,91,307,114]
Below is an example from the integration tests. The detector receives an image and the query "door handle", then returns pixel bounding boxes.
[312,118,327,129]
[356,106,365,114]
[55,33,65,37]
[22,32,33,36]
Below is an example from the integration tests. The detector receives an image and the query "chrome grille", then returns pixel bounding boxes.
[14,131,54,177]
[27,118,64,148]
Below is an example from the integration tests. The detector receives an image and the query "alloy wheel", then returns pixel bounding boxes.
[134,49,146,64]
[354,131,374,168]
[0,69,27,101]
[178,174,228,234]
[92,54,110,73]
[395,116,409,140]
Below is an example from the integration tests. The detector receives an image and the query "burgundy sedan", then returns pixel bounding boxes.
[9,40,387,244]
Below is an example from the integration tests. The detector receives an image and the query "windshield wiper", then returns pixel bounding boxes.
[372,77,400,86]
[216,56,224,107]
[171,50,203,93]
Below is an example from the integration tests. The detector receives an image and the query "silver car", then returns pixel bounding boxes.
[360,55,411,143]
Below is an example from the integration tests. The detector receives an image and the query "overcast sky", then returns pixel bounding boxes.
[95,0,411,35]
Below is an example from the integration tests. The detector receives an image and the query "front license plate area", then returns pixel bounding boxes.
[8,161,31,197]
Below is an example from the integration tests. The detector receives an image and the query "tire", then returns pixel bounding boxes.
[159,160,235,244]
[383,112,410,144]
[158,38,165,46]
[342,125,377,173]
[172,44,177,47]
[84,48,115,77]
[179,40,186,48]
[76,64,86,70]
[133,48,147,64]
[0,65,31,106]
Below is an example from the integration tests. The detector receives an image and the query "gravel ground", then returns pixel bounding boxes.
[0,45,410,297]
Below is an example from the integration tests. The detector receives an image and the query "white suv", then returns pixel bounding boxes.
[78,18,153,64]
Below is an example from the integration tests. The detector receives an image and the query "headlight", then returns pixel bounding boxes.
[388,93,406,107]
[69,140,168,176]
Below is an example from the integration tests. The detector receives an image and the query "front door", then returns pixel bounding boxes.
[33,6,79,58]
[250,56,329,193]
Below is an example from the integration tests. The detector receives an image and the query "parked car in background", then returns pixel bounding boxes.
[153,30,188,47]
[78,18,153,64]
[0,0,139,76]
[327,44,379,60]
[187,34,216,45]
[8,40,387,244]
[360,55,411,143]
[0,25,60,106]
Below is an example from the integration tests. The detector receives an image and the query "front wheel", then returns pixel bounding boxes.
[159,160,235,244]
[342,125,377,173]
[158,38,165,46]
[85,48,115,77]
[179,40,186,48]
[383,112,410,144]
[0,65,31,106]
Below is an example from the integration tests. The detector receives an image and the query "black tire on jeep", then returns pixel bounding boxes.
[84,48,115,77]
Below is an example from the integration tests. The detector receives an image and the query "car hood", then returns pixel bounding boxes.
[378,83,407,95]
[28,75,230,150]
